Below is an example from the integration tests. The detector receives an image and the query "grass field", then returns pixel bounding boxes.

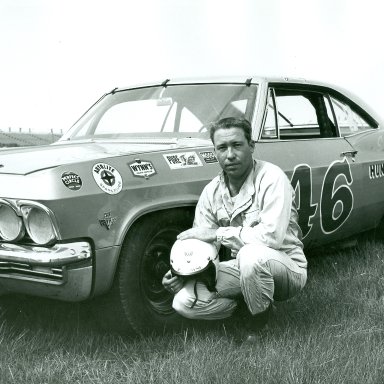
[0,236,383,383]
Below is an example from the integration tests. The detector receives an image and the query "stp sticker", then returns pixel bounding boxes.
[163,152,203,169]
[129,160,156,178]
[92,163,122,195]
[61,172,82,191]
[199,151,218,164]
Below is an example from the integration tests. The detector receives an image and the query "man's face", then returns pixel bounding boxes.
[213,127,254,181]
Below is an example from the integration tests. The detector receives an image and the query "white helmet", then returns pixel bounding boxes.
[170,238,219,277]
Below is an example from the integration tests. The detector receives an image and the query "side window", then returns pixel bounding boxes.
[276,95,320,138]
[330,97,375,136]
[262,89,278,139]
[261,88,337,140]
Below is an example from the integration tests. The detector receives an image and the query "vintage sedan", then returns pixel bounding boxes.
[0,76,383,334]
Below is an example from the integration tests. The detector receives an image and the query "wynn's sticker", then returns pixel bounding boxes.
[163,152,203,169]
[92,163,122,195]
[61,172,82,191]
[129,160,156,178]
[199,151,218,164]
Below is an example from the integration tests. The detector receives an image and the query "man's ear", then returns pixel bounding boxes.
[249,140,255,152]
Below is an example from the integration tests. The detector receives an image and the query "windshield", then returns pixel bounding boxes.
[60,83,257,141]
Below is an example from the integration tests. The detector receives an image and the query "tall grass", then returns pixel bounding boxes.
[0,238,384,383]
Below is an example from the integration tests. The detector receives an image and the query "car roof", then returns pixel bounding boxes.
[114,76,305,91]
[113,76,356,99]
[110,76,382,125]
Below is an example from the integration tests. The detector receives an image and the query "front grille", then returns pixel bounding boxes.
[0,261,63,282]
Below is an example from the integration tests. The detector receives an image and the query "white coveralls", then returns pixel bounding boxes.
[173,160,307,320]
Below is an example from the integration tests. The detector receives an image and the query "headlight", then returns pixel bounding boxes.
[22,206,57,245]
[0,203,24,241]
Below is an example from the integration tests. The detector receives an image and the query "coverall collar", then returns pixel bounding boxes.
[220,160,258,220]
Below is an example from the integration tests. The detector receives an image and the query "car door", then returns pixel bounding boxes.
[327,92,384,238]
[253,84,367,249]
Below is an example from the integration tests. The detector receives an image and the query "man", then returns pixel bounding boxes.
[162,117,307,336]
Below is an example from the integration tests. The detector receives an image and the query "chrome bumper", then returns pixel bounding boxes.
[0,241,93,301]
[0,241,91,266]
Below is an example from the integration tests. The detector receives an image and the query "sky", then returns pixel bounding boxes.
[0,0,383,133]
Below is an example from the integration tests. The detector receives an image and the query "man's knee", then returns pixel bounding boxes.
[172,284,238,320]
[238,243,273,273]
[172,288,198,319]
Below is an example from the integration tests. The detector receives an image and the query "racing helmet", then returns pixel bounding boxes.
[170,238,219,293]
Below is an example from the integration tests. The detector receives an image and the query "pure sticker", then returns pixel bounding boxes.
[92,163,122,195]
[61,172,82,191]
[163,152,203,169]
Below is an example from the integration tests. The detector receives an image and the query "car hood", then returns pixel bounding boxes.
[0,138,211,175]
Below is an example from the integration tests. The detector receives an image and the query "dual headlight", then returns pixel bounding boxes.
[0,200,58,245]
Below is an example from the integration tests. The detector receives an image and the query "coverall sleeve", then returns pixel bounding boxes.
[193,186,219,229]
[192,185,225,251]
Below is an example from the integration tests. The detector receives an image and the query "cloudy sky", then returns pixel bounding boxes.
[0,0,383,132]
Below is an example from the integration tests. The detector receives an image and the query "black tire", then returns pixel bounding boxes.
[95,208,193,335]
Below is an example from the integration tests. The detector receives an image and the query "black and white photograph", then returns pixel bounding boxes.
[0,1,383,382]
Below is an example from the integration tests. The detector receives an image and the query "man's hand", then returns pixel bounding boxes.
[177,227,217,242]
[162,270,183,294]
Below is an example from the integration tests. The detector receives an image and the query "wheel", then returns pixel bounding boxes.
[95,209,193,334]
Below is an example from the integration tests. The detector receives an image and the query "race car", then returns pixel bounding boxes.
[0,76,383,334]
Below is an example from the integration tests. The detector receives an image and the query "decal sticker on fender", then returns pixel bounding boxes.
[163,152,203,169]
[61,172,82,191]
[99,212,117,230]
[129,160,156,178]
[199,151,218,164]
[92,163,122,195]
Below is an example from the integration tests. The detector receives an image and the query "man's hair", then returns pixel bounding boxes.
[209,117,253,144]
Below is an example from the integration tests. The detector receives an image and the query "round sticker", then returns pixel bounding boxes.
[92,163,122,195]
[61,172,82,191]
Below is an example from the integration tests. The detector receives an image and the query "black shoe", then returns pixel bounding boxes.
[232,302,272,344]
[235,304,272,344]
[245,303,272,333]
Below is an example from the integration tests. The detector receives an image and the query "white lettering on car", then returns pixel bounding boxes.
[369,163,384,179]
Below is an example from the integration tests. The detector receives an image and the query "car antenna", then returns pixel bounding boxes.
[245,78,252,86]
[111,87,118,94]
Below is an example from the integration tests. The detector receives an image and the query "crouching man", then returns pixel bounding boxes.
[162,117,307,338]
